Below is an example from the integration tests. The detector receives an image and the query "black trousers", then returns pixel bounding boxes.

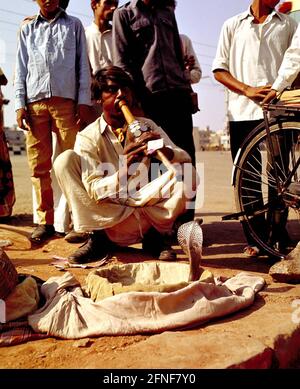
[141,89,196,221]
[142,89,195,166]
[229,120,263,162]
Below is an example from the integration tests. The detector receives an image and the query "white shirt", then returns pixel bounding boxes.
[180,34,202,84]
[212,8,297,121]
[85,23,113,75]
[273,24,300,93]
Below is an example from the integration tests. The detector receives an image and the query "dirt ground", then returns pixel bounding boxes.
[0,150,299,370]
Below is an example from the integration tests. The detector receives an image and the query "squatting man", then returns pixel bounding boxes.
[54,66,197,264]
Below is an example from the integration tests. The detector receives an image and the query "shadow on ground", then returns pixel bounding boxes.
[1,213,34,227]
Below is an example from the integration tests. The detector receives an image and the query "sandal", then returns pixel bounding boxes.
[243,245,260,258]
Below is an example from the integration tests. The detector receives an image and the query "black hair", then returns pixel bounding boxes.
[92,66,134,100]
[150,0,176,8]
[165,0,177,7]
[33,0,69,10]
[59,0,70,10]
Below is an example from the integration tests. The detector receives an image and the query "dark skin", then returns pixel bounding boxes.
[213,0,280,103]
[92,0,119,33]
[16,0,90,130]
[142,0,175,7]
[59,0,69,10]
[261,89,277,104]
[0,73,8,87]
[36,0,60,20]
[100,80,174,169]
[184,55,196,72]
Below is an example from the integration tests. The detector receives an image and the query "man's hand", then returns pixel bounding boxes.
[158,146,174,162]
[184,55,196,71]
[124,131,160,165]
[243,85,272,101]
[262,89,277,105]
[16,108,30,131]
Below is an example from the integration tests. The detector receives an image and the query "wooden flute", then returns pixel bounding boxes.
[117,98,176,174]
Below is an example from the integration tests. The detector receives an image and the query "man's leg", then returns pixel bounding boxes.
[26,100,54,228]
[229,120,267,251]
[54,149,114,263]
[39,97,79,234]
[266,132,292,251]
[54,149,134,232]
[32,133,71,234]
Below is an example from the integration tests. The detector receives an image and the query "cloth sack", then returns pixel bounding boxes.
[28,269,265,339]
[4,276,39,322]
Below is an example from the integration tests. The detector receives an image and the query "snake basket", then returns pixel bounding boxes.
[0,249,18,300]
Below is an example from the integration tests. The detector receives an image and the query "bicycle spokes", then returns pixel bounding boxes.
[234,121,300,259]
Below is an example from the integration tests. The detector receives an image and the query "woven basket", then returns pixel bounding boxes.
[0,249,18,300]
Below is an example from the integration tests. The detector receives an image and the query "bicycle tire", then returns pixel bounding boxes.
[234,120,300,259]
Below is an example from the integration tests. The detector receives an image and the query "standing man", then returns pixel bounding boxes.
[112,0,195,165]
[85,0,119,76]
[21,0,73,237]
[14,0,91,243]
[212,0,297,257]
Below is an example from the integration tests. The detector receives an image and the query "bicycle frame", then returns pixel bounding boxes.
[223,101,300,249]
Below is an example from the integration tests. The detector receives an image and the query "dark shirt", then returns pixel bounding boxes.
[112,0,190,97]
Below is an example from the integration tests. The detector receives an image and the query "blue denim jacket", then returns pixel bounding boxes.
[14,9,91,110]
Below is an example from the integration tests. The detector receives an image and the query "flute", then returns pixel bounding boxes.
[117,98,176,174]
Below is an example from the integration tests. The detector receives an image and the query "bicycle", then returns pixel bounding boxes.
[223,89,300,260]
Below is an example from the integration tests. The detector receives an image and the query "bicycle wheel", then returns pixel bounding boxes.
[234,120,300,259]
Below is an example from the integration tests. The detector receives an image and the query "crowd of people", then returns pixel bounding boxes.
[0,0,299,264]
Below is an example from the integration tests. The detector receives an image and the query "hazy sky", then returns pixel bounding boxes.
[0,0,281,132]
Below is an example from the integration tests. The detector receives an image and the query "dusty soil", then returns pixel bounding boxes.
[0,151,299,370]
